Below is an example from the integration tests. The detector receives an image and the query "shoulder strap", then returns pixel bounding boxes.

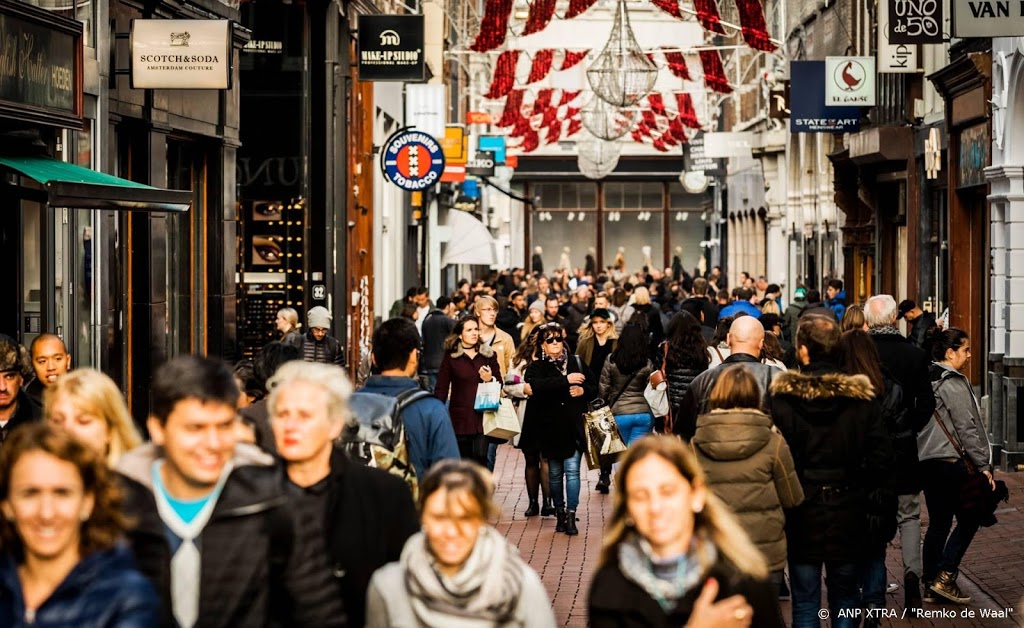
[931,408,977,474]
[713,346,725,362]
[395,388,432,413]
[607,368,637,409]
[660,342,669,372]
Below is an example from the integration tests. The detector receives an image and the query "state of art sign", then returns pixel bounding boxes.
[131,20,231,89]
[358,15,424,82]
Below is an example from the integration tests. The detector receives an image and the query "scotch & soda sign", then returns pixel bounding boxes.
[131,19,231,89]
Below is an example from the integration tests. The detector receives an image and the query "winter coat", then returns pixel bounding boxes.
[495,306,525,346]
[523,356,598,459]
[117,443,340,628]
[299,331,344,365]
[674,353,783,440]
[919,363,992,473]
[420,310,455,371]
[358,375,460,478]
[0,546,159,627]
[800,302,837,321]
[769,363,893,564]
[0,391,41,445]
[599,359,654,416]
[664,359,707,418]
[826,290,847,320]
[692,409,804,571]
[565,302,590,342]
[871,333,935,494]
[782,299,806,343]
[718,301,762,319]
[681,296,718,328]
[482,327,517,381]
[589,553,783,628]
[907,312,938,351]
[434,343,502,436]
[576,334,617,372]
[316,448,420,627]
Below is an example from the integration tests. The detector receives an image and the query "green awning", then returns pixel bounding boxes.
[0,156,192,212]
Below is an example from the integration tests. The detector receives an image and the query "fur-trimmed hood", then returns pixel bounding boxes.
[769,370,875,401]
[449,341,495,359]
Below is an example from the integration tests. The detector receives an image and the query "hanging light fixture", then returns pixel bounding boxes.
[586,0,658,107]
[581,95,636,141]
[577,139,621,180]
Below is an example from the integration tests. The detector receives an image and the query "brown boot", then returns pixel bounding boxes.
[929,571,971,605]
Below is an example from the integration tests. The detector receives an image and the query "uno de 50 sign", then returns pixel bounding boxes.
[131,20,231,89]
[889,0,943,44]
[381,129,445,191]
[953,0,1024,37]
[358,15,425,82]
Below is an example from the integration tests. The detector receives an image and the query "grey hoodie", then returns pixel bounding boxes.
[917,363,992,472]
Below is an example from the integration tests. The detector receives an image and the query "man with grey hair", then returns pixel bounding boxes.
[865,294,935,610]
[0,334,40,444]
[269,361,418,627]
[673,315,783,440]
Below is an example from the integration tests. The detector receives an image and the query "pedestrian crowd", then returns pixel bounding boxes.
[0,261,1007,627]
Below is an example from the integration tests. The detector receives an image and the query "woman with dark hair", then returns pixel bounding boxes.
[918,328,993,605]
[588,435,781,627]
[435,316,502,467]
[663,311,711,425]
[708,316,735,366]
[599,323,655,447]
[505,329,553,518]
[524,323,597,536]
[0,424,158,626]
[366,461,555,627]
[692,368,803,613]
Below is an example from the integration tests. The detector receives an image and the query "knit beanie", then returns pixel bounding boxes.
[307,306,332,330]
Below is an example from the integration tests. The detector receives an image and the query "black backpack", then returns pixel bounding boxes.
[340,388,431,497]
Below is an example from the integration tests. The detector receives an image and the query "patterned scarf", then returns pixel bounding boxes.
[617,532,717,612]
[869,325,902,336]
[542,346,569,374]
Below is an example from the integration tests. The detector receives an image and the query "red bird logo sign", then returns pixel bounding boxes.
[825,56,875,106]
[836,61,865,91]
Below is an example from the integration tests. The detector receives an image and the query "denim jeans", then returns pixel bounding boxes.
[486,441,498,472]
[549,451,582,511]
[614,413,654,446]
[790,561,861,628]
[860,555,886,610]
[921,460,981,582]
[897,492,923,578]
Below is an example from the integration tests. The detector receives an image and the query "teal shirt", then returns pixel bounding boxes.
[152,465,214,525]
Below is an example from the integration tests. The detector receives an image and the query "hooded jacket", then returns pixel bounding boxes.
[117,443,340,628]
[435,342,502,436]
[0,546,159,627]
[918,363,992,473]
[692,409,804,571]
[599,359,654,416]
[826,290,847,320]
[769,363,893,563]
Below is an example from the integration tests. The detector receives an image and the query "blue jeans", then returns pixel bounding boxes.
[486,441,498,472]
[860,555,886,610]
[614,413,654,445]
[549,451,582,511]
[790,561,861,628]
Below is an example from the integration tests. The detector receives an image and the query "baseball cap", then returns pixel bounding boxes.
[897,300,916,320]
[590,308,612,321]
[794,287,807,299]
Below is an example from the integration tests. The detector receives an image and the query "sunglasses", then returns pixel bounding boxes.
[543,337,563,345]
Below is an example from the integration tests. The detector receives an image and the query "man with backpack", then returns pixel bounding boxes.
[360,317,460,477]
[269,360,419,628]
[865,295,936,611]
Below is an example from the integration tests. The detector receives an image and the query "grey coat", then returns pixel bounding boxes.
[599,359,654,416]
[918,363,992,472]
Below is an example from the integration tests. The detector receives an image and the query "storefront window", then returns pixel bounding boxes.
[24,0,93,48]
[668,183,708,276]
[531,211,596,273]
[603,183,664,272]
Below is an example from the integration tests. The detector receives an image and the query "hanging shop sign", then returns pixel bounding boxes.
[825,57,876,106]
[405,84,446,141]
[381,129,445,191]
[131,20,230,89]
[467,111,492,124]
[790,61,861,133]
[703,132,754,159]
[769,82,790,119]
[466,151,496,176]
[889,0,943,44]
[953,0,1024,37]
[357,15,424,82]
[441,126,467,162]
[878,3,919,73]
[0,0,83,127]
[478,135,507,164]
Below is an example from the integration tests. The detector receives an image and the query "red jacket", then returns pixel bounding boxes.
[434,343,502,435]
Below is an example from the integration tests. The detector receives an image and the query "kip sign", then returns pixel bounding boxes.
[825,57,876,107]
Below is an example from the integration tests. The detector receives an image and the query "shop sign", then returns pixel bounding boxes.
[381,129,445,191]
[441,126,467,163]
[466,151,496,176]
[684,133,725,177]
[0,0,82,126]
[478,135,507,164]
[825,57,876,106]
[131,20,231,89]
[953,0,1024,36]
[878,4,919,73]
[769,82,790,119]
[441,163,466,183]
[467,111,491,124]
[405,84,445,141]
[703,132,754,159]
[958,123,989,188]
[357,15,424,82]
[890,0,943,44]
[790,61,861,133]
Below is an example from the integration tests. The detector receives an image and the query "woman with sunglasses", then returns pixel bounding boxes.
[435,316,503,467]
[524,323,597,536]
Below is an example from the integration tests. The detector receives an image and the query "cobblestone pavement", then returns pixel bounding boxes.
[491,444,1024,627]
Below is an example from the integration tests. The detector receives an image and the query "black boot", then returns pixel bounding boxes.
[524,500,540,517]
[904,573,922,611]
[565,510,579,536]
[596,471,610,494]
[541,498,555,517]
[555,508,567,533]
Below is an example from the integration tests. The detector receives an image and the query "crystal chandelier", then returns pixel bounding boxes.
[586,0,658,107]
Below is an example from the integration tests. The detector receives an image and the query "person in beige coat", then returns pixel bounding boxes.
[692,367,803,602]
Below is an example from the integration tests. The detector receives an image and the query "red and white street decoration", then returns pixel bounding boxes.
[519,0,557,36]
[699,50,732,94]
[470,0,513,52]
[482,49,591,99]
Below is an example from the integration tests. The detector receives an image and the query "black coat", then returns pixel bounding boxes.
[769,362,893,564]
[589,554,782,628]
[674,354,781,440]
[664,360,707,420]
[320,448,419,628]
[632,303,665,354]
[495,306,524,346]
[0,391,40,445]
[871,333,936,494]
[523,357,598,459]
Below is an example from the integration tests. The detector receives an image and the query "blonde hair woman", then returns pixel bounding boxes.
[44,369,142,466]
[589,436,781,628]
[276,307,303,347]
[627,286,665,353]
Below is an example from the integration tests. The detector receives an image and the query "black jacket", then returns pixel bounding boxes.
[674,353,781,440]
[495,305,524,346]
[664,359,707,420]
[118,443,342,628]
[420,309,455,371]
[300,332,344,365]
[0,390,41,445]
[523,357,598,459]
[800,302,836,320]
[632,303,665,355]
[769,362,893,563]
[871,333,936,494]
[681,296,719,328]
[319,448,419,628]
[589,554,782,628]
